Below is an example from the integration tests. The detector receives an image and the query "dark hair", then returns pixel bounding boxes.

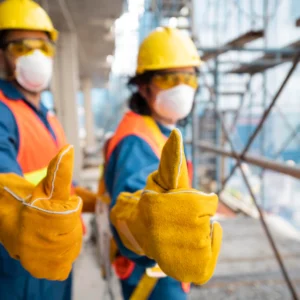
[128,71,155,116]
[127,69,198,126]
[0,30,9,49]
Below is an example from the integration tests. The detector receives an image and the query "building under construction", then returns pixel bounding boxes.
[0,0,300,299]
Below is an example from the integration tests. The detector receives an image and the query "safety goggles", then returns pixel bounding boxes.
[151,72,198,90]
[3,39,56,58]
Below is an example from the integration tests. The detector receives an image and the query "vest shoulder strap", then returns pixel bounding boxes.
[106,111,167,162]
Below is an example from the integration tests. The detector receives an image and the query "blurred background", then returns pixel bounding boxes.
[13,0,300,299]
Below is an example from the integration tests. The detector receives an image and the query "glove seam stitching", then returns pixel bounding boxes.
[4,145,82,215]
[3,187,26,203]
[31,145,73,206]
[4,186,82,214]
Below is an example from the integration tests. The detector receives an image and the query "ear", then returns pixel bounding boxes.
[0,50,6,78]
[138,84,148,99]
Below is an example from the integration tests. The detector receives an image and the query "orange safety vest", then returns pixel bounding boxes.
[107,111,193,183]
[106,111,191,293]
[0,91,86,233]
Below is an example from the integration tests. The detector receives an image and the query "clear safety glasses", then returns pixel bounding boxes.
[151,72,198,90]
[3,39,56,58]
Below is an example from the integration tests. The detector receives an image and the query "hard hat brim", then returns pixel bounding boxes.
[136,59,202,75]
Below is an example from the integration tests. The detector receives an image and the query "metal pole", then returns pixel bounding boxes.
[192,99,199,188]
[197,141,300,180]
[273,123,300,159]
[229,76,252,133]
[260,0,268,208]
[199,46,299,54]
[214,58,221,190]
[212,0,221,190]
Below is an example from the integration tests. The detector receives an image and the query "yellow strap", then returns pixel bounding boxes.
[24,167,47,185]
[143,116,168,155]
[129,274,158,300]
[98,164,104,178]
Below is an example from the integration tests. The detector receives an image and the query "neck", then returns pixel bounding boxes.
[13,82,41,109]
[152,112,176,129]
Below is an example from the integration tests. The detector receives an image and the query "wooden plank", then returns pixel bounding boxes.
[228,39,300,74]
[201,30,264,61]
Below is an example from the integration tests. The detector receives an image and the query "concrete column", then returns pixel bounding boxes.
[51,32,82,182]
[191,0,202,43]
[82,78,96,149]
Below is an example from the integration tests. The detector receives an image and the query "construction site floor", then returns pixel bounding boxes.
[73,215,300,300]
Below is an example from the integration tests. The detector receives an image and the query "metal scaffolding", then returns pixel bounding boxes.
[189,1,300,299]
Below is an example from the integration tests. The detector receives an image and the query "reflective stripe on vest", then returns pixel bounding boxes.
[24,167,47,185]
[0,91,66,175]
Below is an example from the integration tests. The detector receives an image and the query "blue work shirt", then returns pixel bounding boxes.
[105,122,171,266]
[0,79,71,300]
[105,120,188,300]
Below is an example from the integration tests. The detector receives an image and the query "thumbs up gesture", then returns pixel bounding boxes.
[0,145,83,280]
[111,129,222,284]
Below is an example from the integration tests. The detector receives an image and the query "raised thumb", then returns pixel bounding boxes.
[152,129,190,190]
[36,144,74,200]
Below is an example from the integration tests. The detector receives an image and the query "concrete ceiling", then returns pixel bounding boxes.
[0,0,123,86]
[43,0,124,87]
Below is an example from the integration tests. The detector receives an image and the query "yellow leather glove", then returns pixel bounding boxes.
[0,145,83,281]
[74,186,97,212]
[110,129,223,285]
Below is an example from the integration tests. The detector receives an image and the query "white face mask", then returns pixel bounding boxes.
[154,84,195,123]
[15,50,53,93]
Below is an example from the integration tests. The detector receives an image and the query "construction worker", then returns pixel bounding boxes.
[0,7,222,297]
[0,0,95,299]
[102,27,223,300]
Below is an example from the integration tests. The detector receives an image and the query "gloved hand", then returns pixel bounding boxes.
[110,129,223,284]
[0,145,83,281]
[75,186,98,212]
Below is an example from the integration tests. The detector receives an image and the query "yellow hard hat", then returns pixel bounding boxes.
[0,0,58,42]
[136,27,201,74]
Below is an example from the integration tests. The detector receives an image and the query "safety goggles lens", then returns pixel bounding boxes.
[152,72,198,90]
[5,39,56,57]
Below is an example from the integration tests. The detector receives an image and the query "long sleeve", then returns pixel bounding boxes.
[0,101,22,175]
[0,101,25,276]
